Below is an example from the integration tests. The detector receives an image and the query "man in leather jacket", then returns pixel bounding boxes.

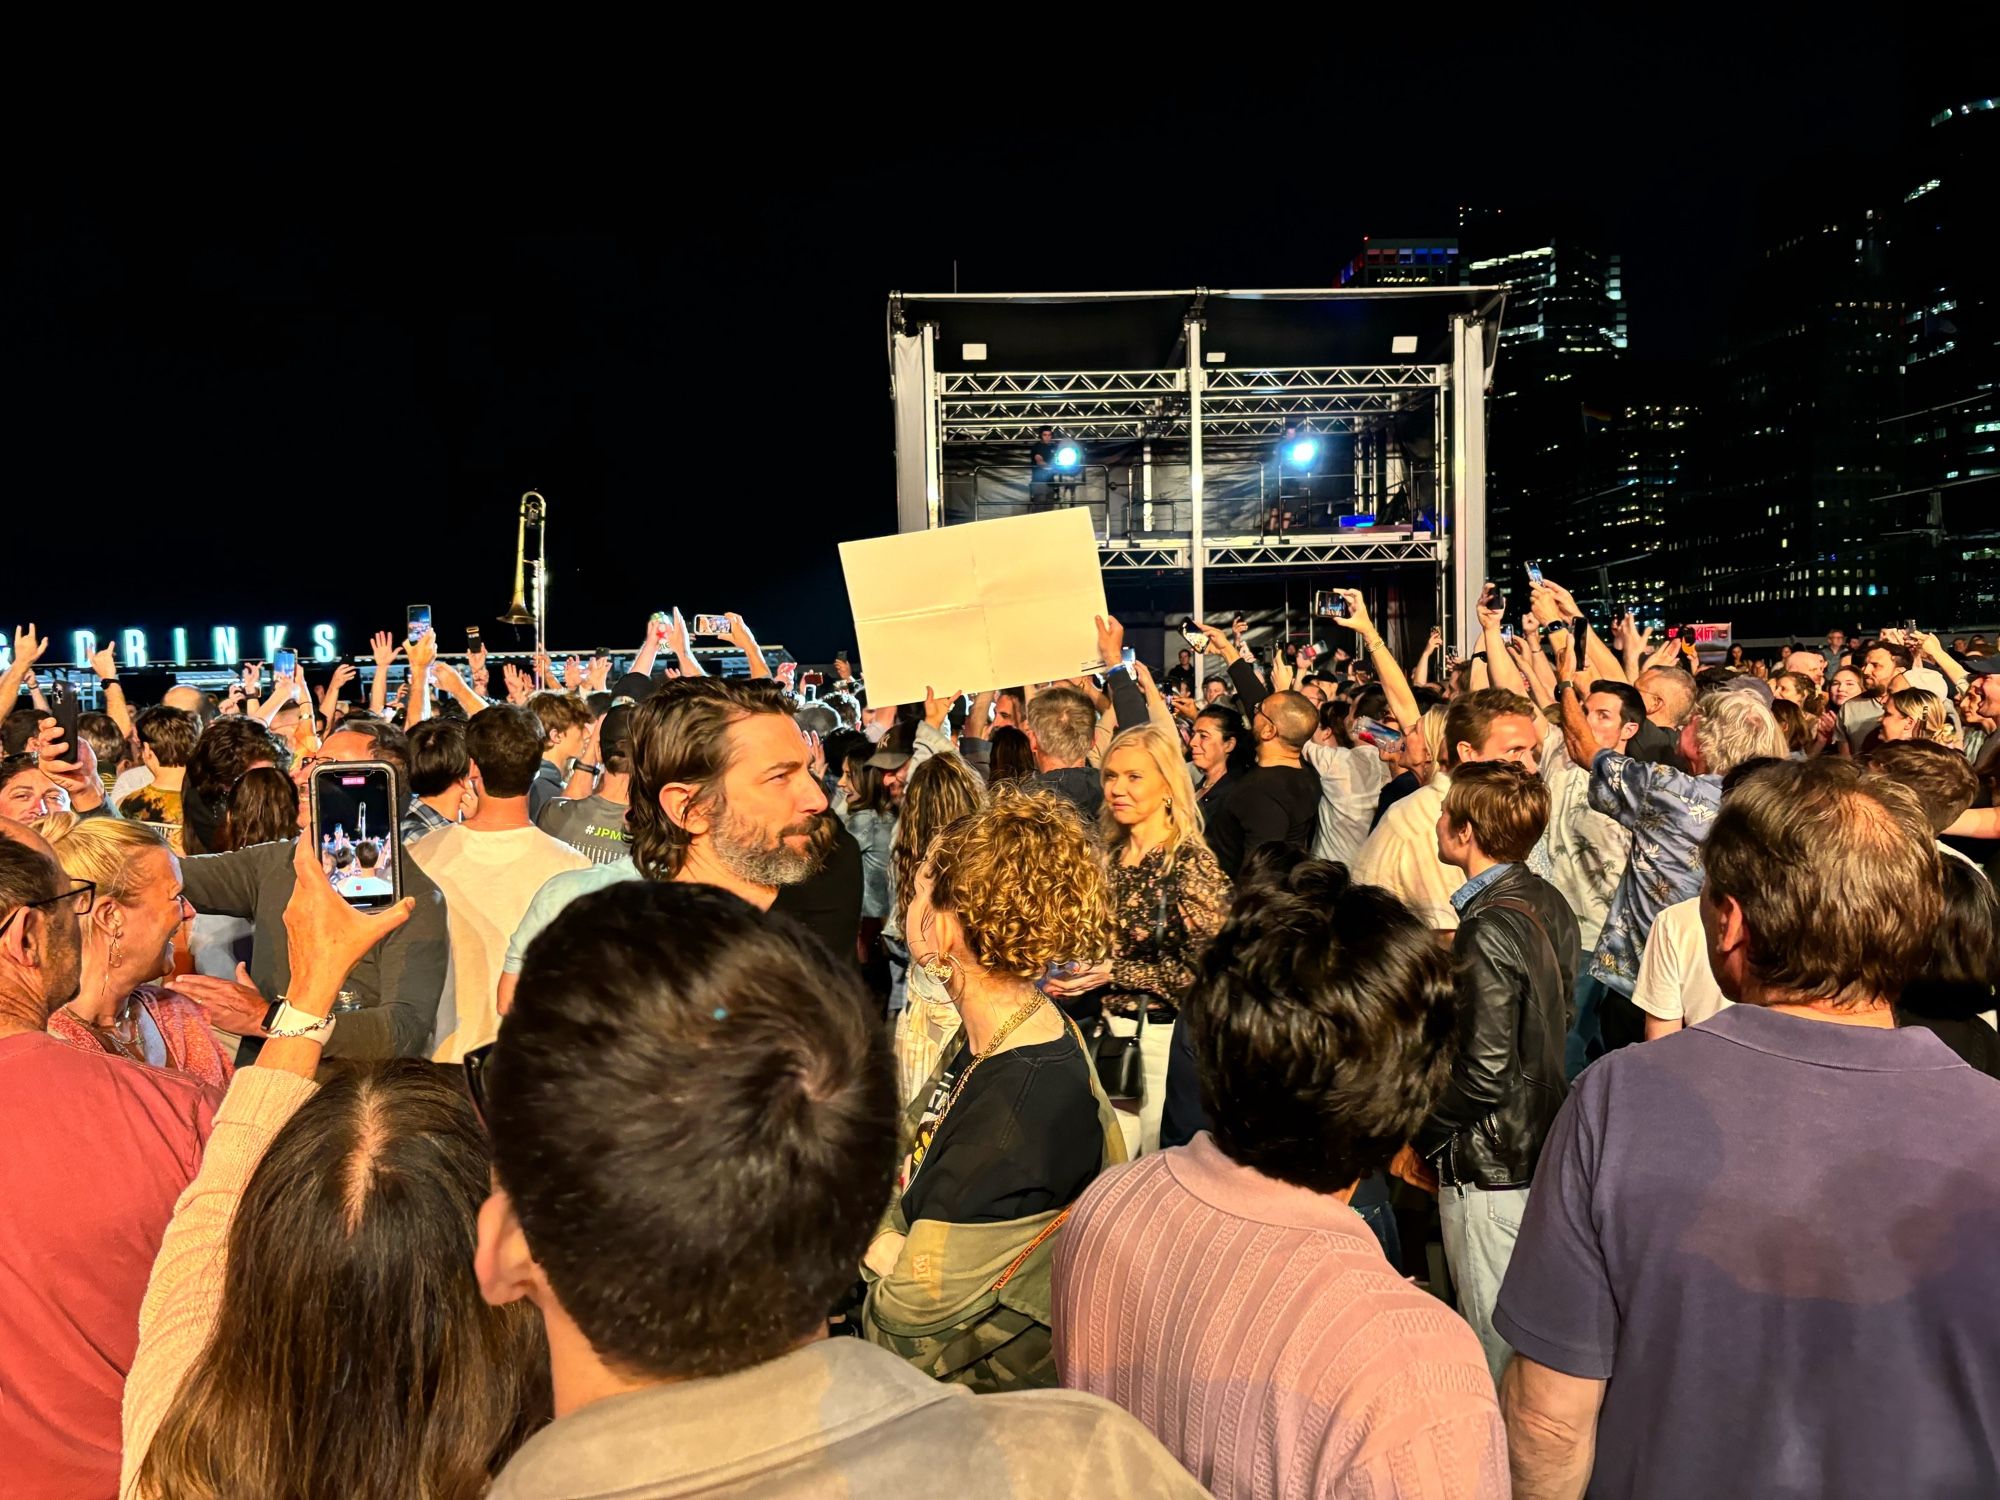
[1420,760,1579,1380]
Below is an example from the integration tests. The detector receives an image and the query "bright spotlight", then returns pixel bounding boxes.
[1288,438,1319,467]
[1055,443,1081,469]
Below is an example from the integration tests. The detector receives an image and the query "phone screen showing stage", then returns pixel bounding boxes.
[311,763,402,910]
[407,604,432,643]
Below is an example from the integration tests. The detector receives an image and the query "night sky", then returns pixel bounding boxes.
[5,36,1968,664]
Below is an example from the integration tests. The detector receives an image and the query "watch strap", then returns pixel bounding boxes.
[263,999,338,1040]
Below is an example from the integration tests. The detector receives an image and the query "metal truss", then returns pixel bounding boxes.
[1097,542,1192,570]
[1203,534,1445,569]
[1093,533,1444,571]
[940,365,1439,442]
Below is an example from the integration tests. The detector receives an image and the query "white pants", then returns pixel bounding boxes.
[1106,1014,1175,1157]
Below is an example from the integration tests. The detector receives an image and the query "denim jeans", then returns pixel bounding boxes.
[1565,964,1605,1080]
[1438,1182,1530,1383]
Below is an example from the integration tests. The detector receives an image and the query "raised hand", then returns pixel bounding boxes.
[89,642,118,680]
[661,607,690,658]
[370,631,401,671]
[502,662,533,705]
[1543,580,1582,619]
[724,612,757,650]
[922,686,964,731]
[1269,653,1295,692]
[12,624,49,667]
[562,654,583,692]
[833,656,853,681]
[281,834,416,998]
[586,655,613,692]
[532,649,554,692]
[805,728,827,780]
[1094,613,1127,670]
[1331,588,1374,637]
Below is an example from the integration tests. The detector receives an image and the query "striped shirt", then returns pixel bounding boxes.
[1054,1133,1507,1500]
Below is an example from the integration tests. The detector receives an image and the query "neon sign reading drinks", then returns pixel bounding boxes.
[0,624,341,670]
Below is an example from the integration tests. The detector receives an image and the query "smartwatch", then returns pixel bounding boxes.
[263,999,338,1042]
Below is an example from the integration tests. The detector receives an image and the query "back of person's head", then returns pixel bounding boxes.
[1260,690,1318,752]
[356,839,381,870]
[1638,666,1697,726]
[1890,686,1958,746]
[1441,687,1537,770]
[1350,686,1389,723]
[485,881,896,1381]
[1863,739,1980,834]
[466,704,547,800]
[217,766,299,851]
[2,707,46,758]
[1196,703,1256,776]
[526,691,590,748]
[1185,845,1457,1195]
[77,712,127,775]
[1023,687,1096,766]
[183,718,291,855]
[1899,857,2000,1022]
[1693,690,1789,777]
[598,706,635,777]
[793,702,838,739]
[986,724,1035,784]
[890,752,984,923]
[838,742,890,815]
[1440,760,1549,861]
[136,1061,548,1500]
[925,785,1113,978]
[1705,759,1940,1009]
[1098,725,1204,856]
[627,676,792,880]
[134,705,198,769]
[1316,696,1353,747]
[407,718,471,799]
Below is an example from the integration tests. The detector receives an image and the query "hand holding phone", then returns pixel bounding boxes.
[309,762,404,911]
[1180,617,1209,651]
[693,614,730,637]
[1526,561,1545,586]
[273,647,299,677]
[406,604,433,644]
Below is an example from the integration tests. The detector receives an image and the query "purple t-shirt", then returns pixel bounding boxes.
[1495,1005,2000,1500]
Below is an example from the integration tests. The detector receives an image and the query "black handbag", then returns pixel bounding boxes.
[1085,878,1172,1103]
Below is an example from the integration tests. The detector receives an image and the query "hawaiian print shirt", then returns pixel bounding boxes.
[1586,748,1721,995]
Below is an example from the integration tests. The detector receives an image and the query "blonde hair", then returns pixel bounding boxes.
[1890,688,1959,748]
[926,786,1114,981]
[1098,725,1205,859]
[33,811,170,907]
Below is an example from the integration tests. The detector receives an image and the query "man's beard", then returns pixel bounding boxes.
[709,800,834,888]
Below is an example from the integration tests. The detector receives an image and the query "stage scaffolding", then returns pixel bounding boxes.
[888,287,1505,655]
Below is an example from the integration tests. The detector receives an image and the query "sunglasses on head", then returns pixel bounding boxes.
[461,1041,497,1130]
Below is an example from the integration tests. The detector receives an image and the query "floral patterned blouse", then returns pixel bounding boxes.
[1105,838,1231,1009]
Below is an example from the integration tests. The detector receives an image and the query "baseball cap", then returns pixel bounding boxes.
[598,705,635,760]
[1962,656,2000,678]
[865,748,912,772]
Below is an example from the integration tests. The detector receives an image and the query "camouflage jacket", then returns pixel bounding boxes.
[862,1017,1126,1392]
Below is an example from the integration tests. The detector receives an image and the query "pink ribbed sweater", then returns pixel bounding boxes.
[1053,1134,1507,1500]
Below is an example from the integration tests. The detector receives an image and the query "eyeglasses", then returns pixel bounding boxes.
[461,1041,497,1130]
[0,878,96,940]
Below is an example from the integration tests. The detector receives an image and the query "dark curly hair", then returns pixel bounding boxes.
[1183,845,1458,1194]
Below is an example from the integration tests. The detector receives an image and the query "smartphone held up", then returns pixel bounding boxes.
[309,762,403,910]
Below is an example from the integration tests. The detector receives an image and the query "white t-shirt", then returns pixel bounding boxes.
[413,824,591,1062]
[1302,739,1390,869]
[1628,897,1729,1027]
[1351,774,1463,931]
[110,765,154,805]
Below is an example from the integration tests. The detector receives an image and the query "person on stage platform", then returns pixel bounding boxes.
[1029,426,1056,510]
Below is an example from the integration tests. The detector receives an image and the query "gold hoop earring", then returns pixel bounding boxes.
[919,953,956,988]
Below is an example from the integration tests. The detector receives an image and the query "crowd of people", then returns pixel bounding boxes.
[2,580,1998,1500]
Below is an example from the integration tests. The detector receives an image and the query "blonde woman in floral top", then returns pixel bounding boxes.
[1046,725,1229,1155]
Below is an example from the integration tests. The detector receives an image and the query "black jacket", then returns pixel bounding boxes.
[1417,865,1579,1189]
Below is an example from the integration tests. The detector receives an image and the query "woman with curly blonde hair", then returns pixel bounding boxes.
[862,786,1124,1391]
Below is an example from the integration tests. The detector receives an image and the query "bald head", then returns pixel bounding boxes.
[1636,667,1696,729]
[1258,691,1319,754]
[163,685,203,714]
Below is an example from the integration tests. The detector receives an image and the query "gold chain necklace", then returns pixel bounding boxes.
[928,988,1049,1146]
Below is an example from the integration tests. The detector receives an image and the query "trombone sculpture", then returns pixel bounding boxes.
[500,490,548,657]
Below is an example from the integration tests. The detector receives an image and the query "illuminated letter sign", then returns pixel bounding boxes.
[312,623,338,662]
[121,629,149,668]
[72,630,98,666]
[173,627,189,666]
[212,626,239,663]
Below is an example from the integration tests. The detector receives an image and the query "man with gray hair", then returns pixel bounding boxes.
[1497,759,2000,1500]
[1023,686,1105,822]
[1557,683,1787,1051]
